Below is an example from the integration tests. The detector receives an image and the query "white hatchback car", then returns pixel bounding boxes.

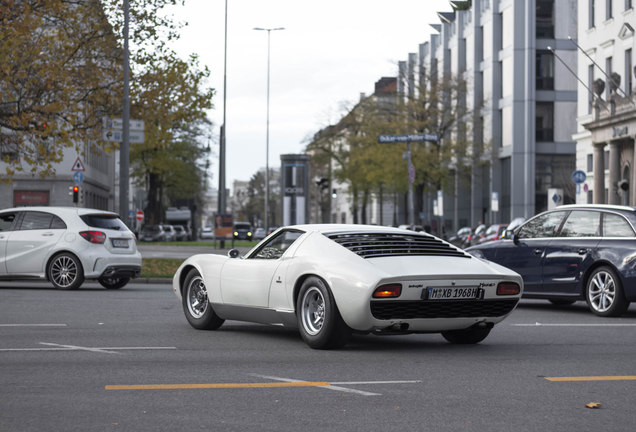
[0,206,142,289]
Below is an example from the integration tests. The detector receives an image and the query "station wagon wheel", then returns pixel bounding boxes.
[297,276,351,349]
[98,277,130,290]
[47,252,84,290]
[182,268,224,330]
[585,266,629,317]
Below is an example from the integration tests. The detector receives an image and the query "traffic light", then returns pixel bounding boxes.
[72,185,79,203]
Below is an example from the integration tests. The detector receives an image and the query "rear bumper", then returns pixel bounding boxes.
[99,265,141,280]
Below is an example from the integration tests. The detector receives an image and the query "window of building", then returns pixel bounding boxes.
[607,0,613,19]
[536,0,555,38]
[627,0,633,10]
[587,154,594,172]
[536,102,554,141]
[589,0,596,28]
[626,49,633,95]
[536,51,555,89]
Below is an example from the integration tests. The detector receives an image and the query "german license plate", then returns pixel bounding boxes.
[425,286,481,300]
[112,239,128,248]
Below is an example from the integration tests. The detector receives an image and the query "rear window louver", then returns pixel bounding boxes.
[325,232,470,259]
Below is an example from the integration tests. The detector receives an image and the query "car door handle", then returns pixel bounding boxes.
[534,249,542,255]
[42,232,55,237]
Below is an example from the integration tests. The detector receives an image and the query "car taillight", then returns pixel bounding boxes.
[80,230,106,244]
[373,284,402,298]
[497,282,520,295]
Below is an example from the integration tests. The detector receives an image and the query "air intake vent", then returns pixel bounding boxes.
[325,232,470,259]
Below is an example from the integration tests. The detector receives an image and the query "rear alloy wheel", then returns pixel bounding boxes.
[585,266,629,317]
[442,326,492,344]
[182,269,224,330]
[297,277,351,349]
[48,253,84,290]
[98,277,130,290]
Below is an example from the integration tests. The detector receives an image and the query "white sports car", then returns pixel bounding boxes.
[172,224,523,349]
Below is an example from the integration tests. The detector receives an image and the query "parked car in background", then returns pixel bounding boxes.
[173,224,523,349]
[0,206,141,290]
[470,224,487,245]
[174,225,189,241]
[448,226,472,248]
[253,227,267,241]
[478,224,508,244]
[232,222,252,240]
[162,224,177,242]
[200,226,214,240]
[140,224,166,242]
[467,204,636,317]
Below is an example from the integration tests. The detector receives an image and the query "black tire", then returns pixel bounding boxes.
[585,266,629,317]
[47,252,84,290]
[182,268,224,330]
[296,276,351,349]
[441,326,491,344]
[98,277,130,290]
[549,299,576,306]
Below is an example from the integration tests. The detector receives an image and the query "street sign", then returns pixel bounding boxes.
[491,192,499,212]
[73,171,85,184]
[71,157,85,172]
[378,133,439,143]
[102,117,145,131]
[135,210,144,222]
[102,129,145,143]
[572,170,586,184]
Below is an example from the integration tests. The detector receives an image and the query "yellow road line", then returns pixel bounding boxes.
[545,376,636,382]
[106,381,330,390]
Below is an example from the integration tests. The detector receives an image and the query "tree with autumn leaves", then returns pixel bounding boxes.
[307,72,478,226]
[0,0,214,224]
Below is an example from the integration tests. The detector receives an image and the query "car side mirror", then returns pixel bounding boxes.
[511,232,520,245]
[228,248,241,258]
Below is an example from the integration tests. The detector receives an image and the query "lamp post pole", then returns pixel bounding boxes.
[254,27,284,231]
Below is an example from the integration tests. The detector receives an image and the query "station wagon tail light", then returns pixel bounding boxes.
[79,230,106,244]
[373,284,402,298]
[497,282,520,296]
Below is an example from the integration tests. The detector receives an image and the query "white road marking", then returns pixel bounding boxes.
[0,344,177,353]
[512,323,636,327]
[250,374,421,396]
[0,324,67,327]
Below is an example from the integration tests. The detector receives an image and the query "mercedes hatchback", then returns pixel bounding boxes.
[467,205,636,317]
[0,207,141,290]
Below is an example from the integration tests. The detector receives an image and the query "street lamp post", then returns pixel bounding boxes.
[253,26,284,231]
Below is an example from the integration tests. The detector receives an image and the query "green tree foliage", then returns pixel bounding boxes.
[307,71,475,224]
[0,0,121,179]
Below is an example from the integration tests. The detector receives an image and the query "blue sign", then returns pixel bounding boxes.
[378,133,439,143]
[73,171,85,184]
[572,170,586,184]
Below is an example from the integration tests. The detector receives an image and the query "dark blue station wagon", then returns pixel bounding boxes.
[467,205,636,317]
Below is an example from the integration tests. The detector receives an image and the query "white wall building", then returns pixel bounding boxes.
[574,0,635,204]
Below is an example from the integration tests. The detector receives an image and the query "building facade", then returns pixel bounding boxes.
[574,0,635,205]
[412,0,579,232]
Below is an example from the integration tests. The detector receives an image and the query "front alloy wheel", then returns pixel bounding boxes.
[48,253,84,290]
[182,269,224,330]
[585,266,629,317]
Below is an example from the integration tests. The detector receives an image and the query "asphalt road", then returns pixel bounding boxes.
[1,281,636,432]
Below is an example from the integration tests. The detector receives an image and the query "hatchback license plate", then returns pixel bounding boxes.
[425,287,481,300]
[112,239,128,248]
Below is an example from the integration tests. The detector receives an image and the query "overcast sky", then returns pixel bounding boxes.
[168,0,452,191]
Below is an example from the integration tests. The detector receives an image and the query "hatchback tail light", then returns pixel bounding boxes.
[497,282,521,295]
[373,284,402,298]
[80,230,106,244]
